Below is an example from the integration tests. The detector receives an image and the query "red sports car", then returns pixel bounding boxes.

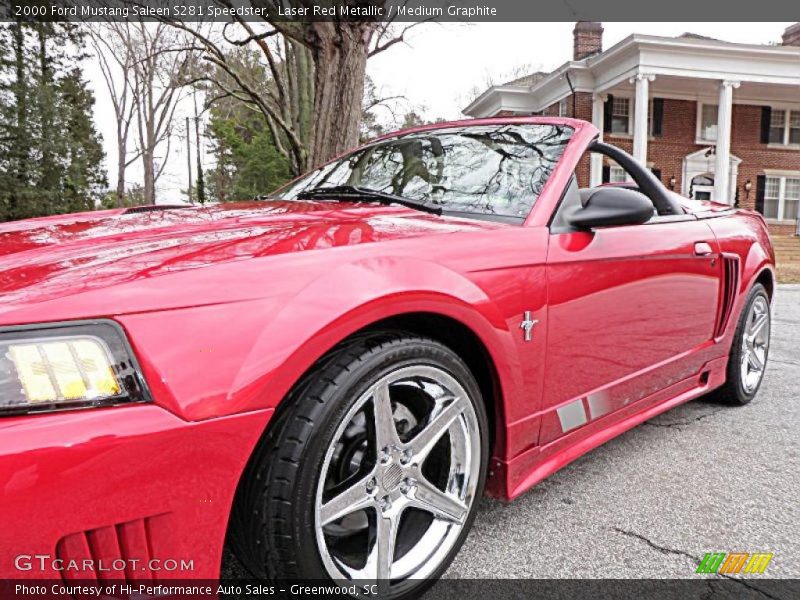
[0,118,774,597]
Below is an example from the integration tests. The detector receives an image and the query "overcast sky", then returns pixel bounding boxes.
[84,21,794,202]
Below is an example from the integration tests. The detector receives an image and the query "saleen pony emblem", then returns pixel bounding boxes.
[520,311,539,342]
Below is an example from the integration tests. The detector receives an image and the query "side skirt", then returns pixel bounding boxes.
[485,355,728,501]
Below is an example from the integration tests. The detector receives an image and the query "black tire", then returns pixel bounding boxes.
[229,331,489,598]
[708,283,771,406]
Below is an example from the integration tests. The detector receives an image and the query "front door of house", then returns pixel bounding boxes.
[683,150,741,204]
[692,185,714,201]
[690,174,714,200]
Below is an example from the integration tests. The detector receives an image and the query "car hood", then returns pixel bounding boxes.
[0,200,499,313]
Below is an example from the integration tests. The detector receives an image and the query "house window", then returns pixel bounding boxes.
[769,109,800,145]
[610,97,630,134]
[786,178,800,220]
[764,175,800,220]
[609,166,628,183]
[764,177,781,219]
[699,103,718,142]
[790,111,800,144]
[770,110,786,144]
[558,99,568,117]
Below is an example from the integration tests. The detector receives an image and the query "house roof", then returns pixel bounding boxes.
[502,71,550,87]
[677,32,722,42]
[463,29,800,117]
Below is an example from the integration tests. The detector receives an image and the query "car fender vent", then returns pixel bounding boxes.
[123,205,189,214]
[714,255,740,339]
[56,514,171,582]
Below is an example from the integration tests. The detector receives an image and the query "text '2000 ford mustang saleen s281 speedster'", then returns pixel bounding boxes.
[0,118,774,597]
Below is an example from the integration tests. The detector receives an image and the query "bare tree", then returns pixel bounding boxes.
[158,1,431,176]
[128,22,196,204]
[88,21,197,205]
[88,23,142,208]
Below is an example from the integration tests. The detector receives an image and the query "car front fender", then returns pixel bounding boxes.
[229,256,518,419]
[120,256,521,425]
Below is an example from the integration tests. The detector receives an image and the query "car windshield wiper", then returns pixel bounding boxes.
[296,185,442,215]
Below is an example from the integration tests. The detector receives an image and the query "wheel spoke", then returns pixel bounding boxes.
[367,510,401,583]
[748,349,764,370]
[406,395,466,461]
[749,313,768,339]
[372,382,400,451]
[410,477,468,524]
[319,473,374,526]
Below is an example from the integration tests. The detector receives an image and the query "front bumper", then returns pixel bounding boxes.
[0,404,272,580]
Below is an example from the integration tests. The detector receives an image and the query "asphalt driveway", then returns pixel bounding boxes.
[223,285,799,580]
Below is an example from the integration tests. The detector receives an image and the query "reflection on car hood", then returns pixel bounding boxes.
[0,200,499,304]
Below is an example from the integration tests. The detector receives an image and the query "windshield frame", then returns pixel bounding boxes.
[272,122,575,224]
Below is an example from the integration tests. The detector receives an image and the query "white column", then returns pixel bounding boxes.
[713,80,740,203]
[590,93,607,187]
[630,73,655,166]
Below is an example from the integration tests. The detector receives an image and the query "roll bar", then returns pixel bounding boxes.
[589,141,684,216]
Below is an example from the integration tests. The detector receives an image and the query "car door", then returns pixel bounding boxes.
[540,189,721,445]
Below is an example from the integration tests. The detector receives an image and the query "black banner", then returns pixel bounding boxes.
[3,579,800,600]
[2,0,799,22]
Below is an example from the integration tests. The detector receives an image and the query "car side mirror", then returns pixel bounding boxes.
[566,187,655,230]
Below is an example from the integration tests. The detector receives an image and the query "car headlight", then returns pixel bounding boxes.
[0,320,150,416]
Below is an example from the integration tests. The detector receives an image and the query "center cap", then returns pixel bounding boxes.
[382,462,404,492]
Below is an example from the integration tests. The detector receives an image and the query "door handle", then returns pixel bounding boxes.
[694,242,714,256]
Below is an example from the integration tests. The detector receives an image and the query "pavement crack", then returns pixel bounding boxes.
[613,527,700,562]
[643,408,724,431]
[612,528,787,600]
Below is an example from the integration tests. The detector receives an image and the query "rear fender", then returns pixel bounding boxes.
[706,213,776,347]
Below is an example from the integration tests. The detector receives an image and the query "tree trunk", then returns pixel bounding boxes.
[304,25,371,171]
[142,77,157,205]
[116,130,126,207]
[142,148,155,205]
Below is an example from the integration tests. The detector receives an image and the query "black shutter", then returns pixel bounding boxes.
[602,165,610,183]
[652,98,664,136]
[603,95,613,134]
[755,175,766,214]
[652,168,662,182]
[760,107,772,144]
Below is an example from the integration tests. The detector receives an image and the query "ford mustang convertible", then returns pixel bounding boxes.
[1,118,774,597]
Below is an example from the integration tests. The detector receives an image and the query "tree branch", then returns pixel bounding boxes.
[369,21,433,57]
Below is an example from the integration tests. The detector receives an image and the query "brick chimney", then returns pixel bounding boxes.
[573,21,603,60]
[782,23,800,46]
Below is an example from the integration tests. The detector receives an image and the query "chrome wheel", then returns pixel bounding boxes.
[740,295,770,393]
[314,365,481,588]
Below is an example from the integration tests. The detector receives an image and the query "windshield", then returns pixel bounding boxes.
[277,124,573,221]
